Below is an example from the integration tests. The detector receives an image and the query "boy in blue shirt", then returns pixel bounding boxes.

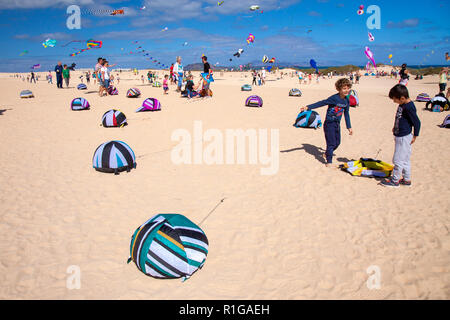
[381,84,421,188]
[300,78,353,167]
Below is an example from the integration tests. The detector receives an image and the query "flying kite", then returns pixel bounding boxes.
[110,9,124,15]
[246,33,255,45]
[388,54,393,59]
[368,32,375,42]
[233,49,244,58]
[262,55,269,63]
[357,5,364,15]
[269,57,276,63]
[70,39,102,56]
[249,5,260,11]
[307,29,312,34]
[42,38,57,48]
[31,64,41,70]
[140,6,146,10]
[19,50,29,56]
[182,42,188,46]
[310,59,319,73]
[364,46,376,68]
[218,1,224,5]
[161,27,168,32]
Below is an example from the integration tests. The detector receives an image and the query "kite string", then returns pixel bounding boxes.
[198,198,226,227]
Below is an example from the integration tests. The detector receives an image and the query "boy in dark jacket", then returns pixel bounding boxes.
[381,84,421,188]
[300,78,353,167]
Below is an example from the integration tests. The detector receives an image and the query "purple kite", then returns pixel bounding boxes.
[364,46,376,68]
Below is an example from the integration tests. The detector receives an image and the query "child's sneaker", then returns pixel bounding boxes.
[399,178,412,187]
[380,178,400,188]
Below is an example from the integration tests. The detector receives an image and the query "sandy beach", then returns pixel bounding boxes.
[0,69,449,299]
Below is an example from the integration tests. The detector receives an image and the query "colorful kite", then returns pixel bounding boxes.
[161,27,168,32]
[31,64,41,70]
[262,55,269,63]
[364,46,376,68]
[70,39,102,56]
[218,1,224,5]
[19,50,28,56]
[110,9,124,15]
[368,32,375,42]
[269,57,276,63]
[357,5,364,15]
[250,5,260,11]
[310,59,318,73]
[246,33,255,45]
[42,38,57,48]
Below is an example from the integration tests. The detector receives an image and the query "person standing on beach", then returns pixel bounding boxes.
[299,78,353,167]
[439,67,448,93]
[47,71,53,84]
[261,67,266,85]
[163,74,169,94]
[100,60,110,96]
[62,64,70,88]
[173,56,184,92]
[202,55,212,91]
[380,84,421,188]
[30,71,36,84]
[95,58,104,95]
[399,64,409,86]
[55,61,63,88]
[86,71,90,84]
[170,63,174,84]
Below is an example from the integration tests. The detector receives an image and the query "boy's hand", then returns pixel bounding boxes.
[348,128,353,135]
[411,136,417,144]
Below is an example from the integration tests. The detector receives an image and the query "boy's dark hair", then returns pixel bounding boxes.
[98,57,103,62]
[389,84,409,99]
[63,64,67,67]
[335,78,352,90]
[202,56,207,61]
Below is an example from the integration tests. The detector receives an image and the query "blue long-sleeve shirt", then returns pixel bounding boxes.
[306,93,352,129]
[393,101,421,137]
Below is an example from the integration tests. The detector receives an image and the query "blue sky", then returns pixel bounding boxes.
[0,0,448,72]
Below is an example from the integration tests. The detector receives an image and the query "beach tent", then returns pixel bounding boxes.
[136,98,161,112]
[71,97,90,111]
[340,158,394,178]
[416,93,430,102]
[441,115,450,128]
[127,88,141,98]
[128,213,208,280]
[101,109,127,128]
[293,110,322,129]
[77,83,87,90]
[289,88,302,97]
[20,90,34,98]
[245,95,263,107]
[241,84,252,91]
[347,89,359,107]
[92,140,136,174]
[108,86,119,95]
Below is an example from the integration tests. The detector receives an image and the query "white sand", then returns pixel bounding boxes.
[0,70,449,299]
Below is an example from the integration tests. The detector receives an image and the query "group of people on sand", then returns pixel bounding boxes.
[94,57,117,97]
[251,69,266,86]
[167,55,213,99]
[299,71,422,189]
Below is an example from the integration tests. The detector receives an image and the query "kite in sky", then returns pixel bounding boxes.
[110,9,124,15]
[19,50,29,56]
[368,32,375,42]
[357,5,364,15]
[246,33,255,45]
[262,55,269,63]
[70,39,102,56]
[42,38,57,48]
[310,59,318,73]
[250,5,260,11]
[31,64,41,70]
[365,46,376,68]
[218,1,224,5]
